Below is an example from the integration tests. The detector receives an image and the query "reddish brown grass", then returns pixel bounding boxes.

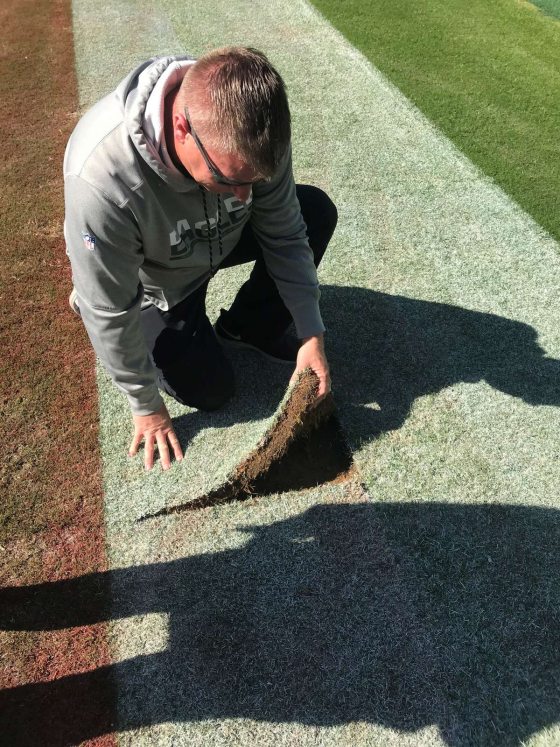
[0,0,116,741]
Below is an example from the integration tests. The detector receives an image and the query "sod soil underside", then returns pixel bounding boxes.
[143,370,355,517]
[0,0,116,742]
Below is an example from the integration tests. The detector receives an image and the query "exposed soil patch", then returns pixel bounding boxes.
[143,370,355,517]
[251,412,354,495]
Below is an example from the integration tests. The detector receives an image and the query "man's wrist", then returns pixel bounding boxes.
[128,390,164,417]
[301,333,324,344]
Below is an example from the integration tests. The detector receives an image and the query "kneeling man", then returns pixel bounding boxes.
[64,47,337,471]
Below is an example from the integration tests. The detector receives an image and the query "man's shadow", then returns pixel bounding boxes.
[3,287,558,743]
[1,502,559,745]
[320,285,560,441]
[174,285,559,452]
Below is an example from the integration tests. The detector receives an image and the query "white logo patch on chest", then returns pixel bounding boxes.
[81,232,96,251]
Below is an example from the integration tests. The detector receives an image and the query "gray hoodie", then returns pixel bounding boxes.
[63,55,324,416]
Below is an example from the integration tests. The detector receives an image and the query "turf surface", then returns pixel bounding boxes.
[309,0,560,244]
[64,0,560,743]
[3,0,559,743]
[529,0,560,20]
[0,0,116,741]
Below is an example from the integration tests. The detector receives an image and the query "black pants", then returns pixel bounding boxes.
[141,184,337,411]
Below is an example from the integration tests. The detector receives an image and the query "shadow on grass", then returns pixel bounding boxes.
[1,502,559,746]
[167,346,292,449]
[162,284,559,497]
[173,283,559,497]
[320,284,560,443]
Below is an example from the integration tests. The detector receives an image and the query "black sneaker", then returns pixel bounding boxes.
[214,308,300,364]
[69,288,81,317]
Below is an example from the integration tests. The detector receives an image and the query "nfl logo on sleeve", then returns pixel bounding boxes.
[81,232,96,251]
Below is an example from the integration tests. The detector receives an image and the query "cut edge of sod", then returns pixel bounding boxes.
[140,369,356,518]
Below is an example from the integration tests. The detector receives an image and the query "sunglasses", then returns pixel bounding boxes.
[184,106,262,188]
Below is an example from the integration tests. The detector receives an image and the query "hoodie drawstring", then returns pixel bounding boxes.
[199,186,223,277]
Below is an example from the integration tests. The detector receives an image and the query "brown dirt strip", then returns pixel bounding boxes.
[0,0,116,743]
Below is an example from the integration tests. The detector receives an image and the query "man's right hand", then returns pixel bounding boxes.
[129,404,184,471]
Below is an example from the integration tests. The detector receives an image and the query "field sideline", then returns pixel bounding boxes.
[1,0,559,745]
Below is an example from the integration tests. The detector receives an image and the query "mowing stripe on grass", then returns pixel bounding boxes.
[68,0,560,743]
[527,0,560,21]
[308,0,560,243]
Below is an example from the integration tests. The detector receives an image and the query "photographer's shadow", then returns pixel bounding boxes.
[321,285,559,442]
[1,502,559,745]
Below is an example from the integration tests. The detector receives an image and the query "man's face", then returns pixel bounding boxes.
[174,110,256,203]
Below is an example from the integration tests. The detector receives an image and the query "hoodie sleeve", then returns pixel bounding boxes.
[64,174,164,416]
[250,146,325,340]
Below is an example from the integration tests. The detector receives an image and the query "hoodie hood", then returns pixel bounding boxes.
[119,55,196,192]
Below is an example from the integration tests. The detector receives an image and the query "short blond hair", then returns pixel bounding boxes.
[178,47,291,179]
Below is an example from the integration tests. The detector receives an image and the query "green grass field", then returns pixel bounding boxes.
[1,0,559,745]
[531,0,560,20]
[309,0,560,244]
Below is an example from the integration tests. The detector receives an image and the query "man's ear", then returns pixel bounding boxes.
[173,111,189,144]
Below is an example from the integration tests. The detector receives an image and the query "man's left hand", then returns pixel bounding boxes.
[290,334,331,403]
